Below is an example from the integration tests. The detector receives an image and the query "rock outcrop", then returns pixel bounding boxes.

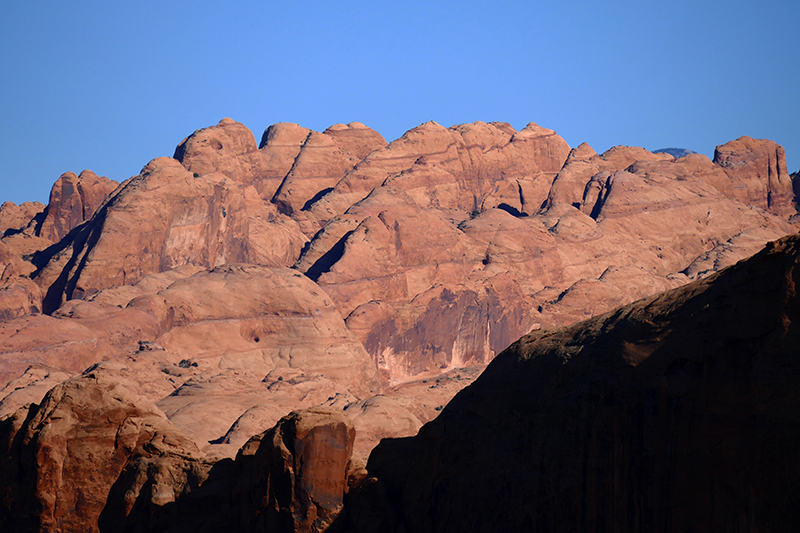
[173,118,387,217]
[232,408,355,533]
[0,371,202,533]
[101,406,357,533]
[295,142,793,376]
[0,117,798,532]
[2,262,382,458]
[0,368,359,533]
[306,121,571,223]
[0,313,120,389]
[0,276,41,321]
[2,117,795,405]
[148,264,381,453]
[347,233,800,533]
[38,170,120,242]
[713,136,795,217]
[272,123,387,216]
[544,144,672,210]
[0,201,44,235]
[34,157,309,312]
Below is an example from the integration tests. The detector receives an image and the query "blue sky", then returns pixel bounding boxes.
[2,0,798,205]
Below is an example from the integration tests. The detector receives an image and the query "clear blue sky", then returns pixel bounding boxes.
[2,0,798,205]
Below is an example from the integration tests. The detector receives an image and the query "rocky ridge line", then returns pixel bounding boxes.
[0,118,798,531]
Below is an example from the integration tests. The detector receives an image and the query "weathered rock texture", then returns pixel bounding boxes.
[232,408,355,533]
[0,117,798,532]
[100,406,357,533]
[348,233,800,533]
[0,201,44,235]
[0,368,359,533]
[38,170,120,242]
[295,142,793,376]
[306,121,571,223]
[1,119,798,459]
[0,371,203,533]
[148,264,381,454]
[33,157,310,312]
[8,120,792,386]
[713,136,795,217]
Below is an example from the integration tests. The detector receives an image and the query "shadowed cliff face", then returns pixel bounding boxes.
[0,372,357,533]
[349,233,800,533]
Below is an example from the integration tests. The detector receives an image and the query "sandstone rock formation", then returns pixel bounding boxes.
[0,313,120,389]
[0,275,41,321]
[100,406,358,533]
[347,232,800,533]
[2,118,797,434]
[0,201,44,235]
[713,136,795,217]
[33,157,309,312]
[12,119,792,389]
[173,118,387,219]
[2,262,382,458]
[0,367,360,533]
[295,142,793,376]
[305,121,571,224]
[232,408,355,533]
[0,371,202,533]
[0,116,798,532]
[38,170,120,242]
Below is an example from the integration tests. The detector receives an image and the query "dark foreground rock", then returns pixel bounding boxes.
[346,233,800,533]
[0,370,356,533]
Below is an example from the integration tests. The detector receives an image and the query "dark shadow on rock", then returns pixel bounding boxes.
[305,230,354,282]
[301,187,334,212]
[99,458,236,533]
[496,203,523,217]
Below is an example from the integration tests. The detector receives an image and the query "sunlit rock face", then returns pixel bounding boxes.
[38,170,120,242]
[713,136,795,218]
[0,117,798,531]
[9,119,795,388]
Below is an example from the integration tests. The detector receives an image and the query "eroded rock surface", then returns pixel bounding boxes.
[0,117,798,532]
[233,408,355,533]
[713,136,795,217]
[0,368,359,533]
[38,170,120,242]
[0,371,201,533]
[348,233,800,533]
[0,201,44,235]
